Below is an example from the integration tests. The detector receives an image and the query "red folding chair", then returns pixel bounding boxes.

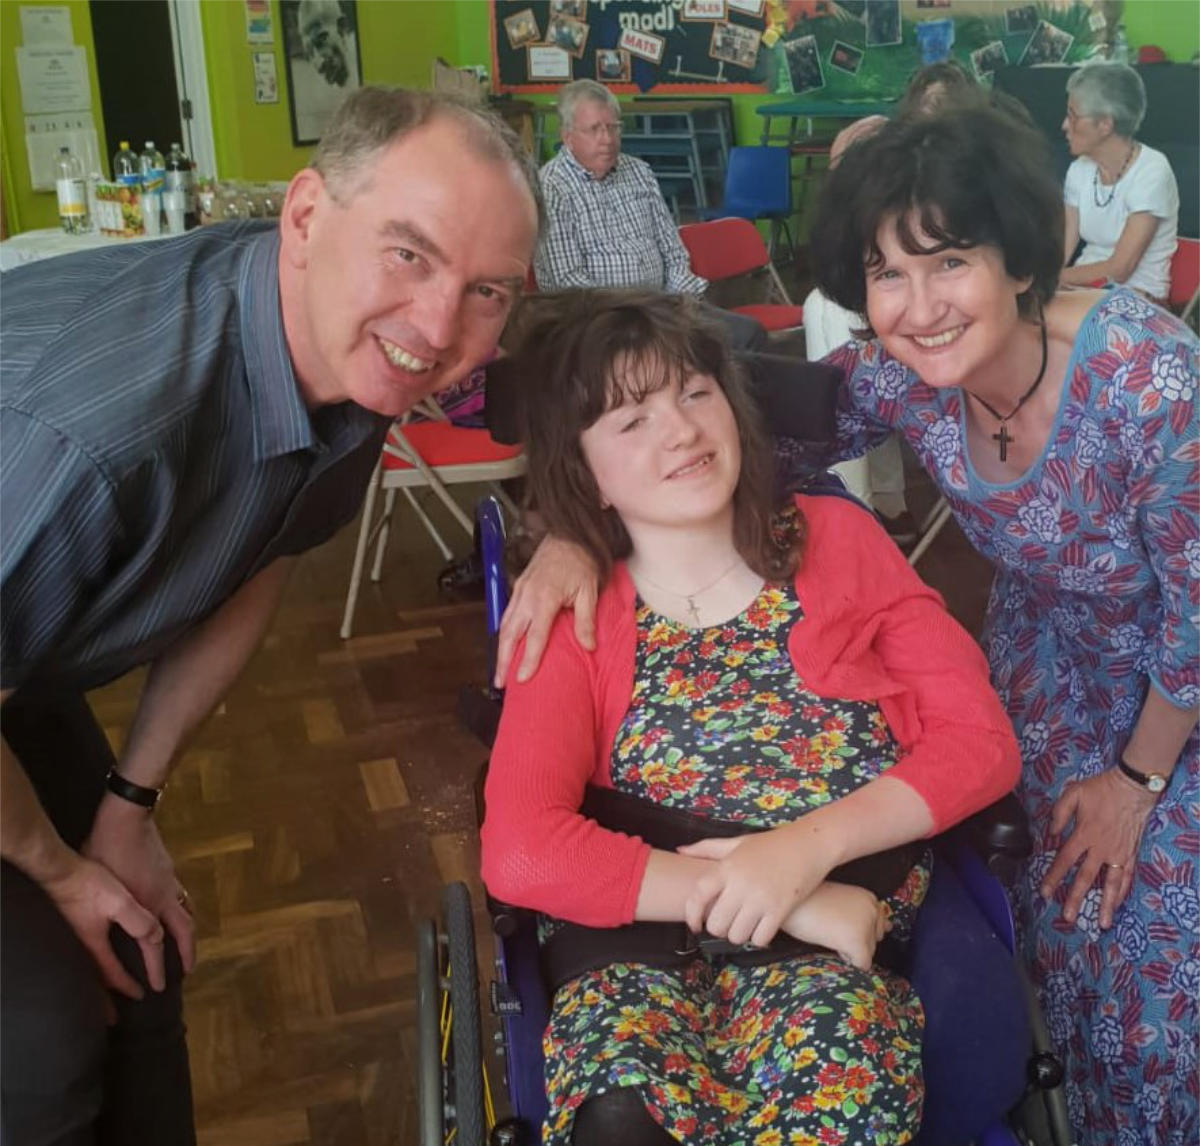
[678,218,804,334]
[1168,237,1199,326]
[340,402,525,638]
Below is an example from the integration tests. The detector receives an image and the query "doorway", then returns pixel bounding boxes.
[88,0,215,178]
[89,0,183,163]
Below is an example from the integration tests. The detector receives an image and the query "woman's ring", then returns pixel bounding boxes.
[177,887,193,912]
[1106,862,1124,871]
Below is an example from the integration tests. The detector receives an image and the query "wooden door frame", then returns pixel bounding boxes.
[168,0,217,178]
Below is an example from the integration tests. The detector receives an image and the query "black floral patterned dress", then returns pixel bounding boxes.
[540,583,930,1145]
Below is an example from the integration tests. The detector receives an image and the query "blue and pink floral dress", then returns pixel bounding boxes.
[820,292,1198,1144]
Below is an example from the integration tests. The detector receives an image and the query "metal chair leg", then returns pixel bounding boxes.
[908,497,953,567]
[403,488,455,562]
[340,467,382,640]
[369,488,398,582]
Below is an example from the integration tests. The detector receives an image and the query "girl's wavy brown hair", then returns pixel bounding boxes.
[508,289,803,583]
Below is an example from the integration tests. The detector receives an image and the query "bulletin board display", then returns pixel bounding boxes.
[490,1,1106,97]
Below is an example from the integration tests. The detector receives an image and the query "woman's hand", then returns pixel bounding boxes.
[781,882,889,971]
[678,821,838,948]
[494,536,599,687]
[1040,768,1158,929]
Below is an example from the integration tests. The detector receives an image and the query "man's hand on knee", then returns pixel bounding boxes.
[83,796,196,984]
[41,852,167,1000]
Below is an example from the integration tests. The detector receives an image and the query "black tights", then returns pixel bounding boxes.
[571,1088,678,1146]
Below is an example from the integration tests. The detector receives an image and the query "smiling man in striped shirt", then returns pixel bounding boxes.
[0,87,540,1144]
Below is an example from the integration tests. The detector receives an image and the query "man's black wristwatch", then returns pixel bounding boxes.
[1116,757,1169,796]
[105,768,163,811]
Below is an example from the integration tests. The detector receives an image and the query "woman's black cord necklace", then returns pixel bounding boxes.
[969,313,1049,463]
[1093,141,1137,208]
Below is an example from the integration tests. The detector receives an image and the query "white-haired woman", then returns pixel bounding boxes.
[1059,62,1179,304]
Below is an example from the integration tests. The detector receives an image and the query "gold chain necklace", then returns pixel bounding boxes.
[633,556,745,627]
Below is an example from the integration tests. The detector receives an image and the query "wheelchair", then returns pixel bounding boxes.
[417,494,1074,1146]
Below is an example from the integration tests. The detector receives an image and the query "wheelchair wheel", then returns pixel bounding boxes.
[443,881,488,1146]
[415,919,443,1146]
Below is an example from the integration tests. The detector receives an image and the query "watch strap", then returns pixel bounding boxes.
[105,768,162,810]
[1116,758,1168,794]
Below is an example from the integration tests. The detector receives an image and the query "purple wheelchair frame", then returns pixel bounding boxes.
[473,494,1056,1146]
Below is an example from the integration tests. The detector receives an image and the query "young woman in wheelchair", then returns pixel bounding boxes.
[480,290,1020,1146]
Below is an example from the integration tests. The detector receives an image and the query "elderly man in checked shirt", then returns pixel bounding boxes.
[0,88,540,1145]
[535,80,766,351]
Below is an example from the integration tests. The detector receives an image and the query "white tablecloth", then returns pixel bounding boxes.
[0,227,176,272]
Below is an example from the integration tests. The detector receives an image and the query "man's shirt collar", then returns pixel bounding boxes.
[560,144,623,184]
[238,228,316,460]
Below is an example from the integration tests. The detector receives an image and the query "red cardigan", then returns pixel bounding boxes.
[481,494,1020,928]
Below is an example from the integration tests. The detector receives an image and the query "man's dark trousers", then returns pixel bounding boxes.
[1,693,195,1146]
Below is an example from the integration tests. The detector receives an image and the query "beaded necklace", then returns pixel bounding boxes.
[1092,141,1137,209]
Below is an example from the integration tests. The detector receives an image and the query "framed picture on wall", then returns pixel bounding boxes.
[280,0,362,147]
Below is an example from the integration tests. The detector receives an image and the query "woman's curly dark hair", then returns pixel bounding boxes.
[809,104,1063,335]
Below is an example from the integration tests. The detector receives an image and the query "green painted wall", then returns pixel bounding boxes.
[203,0,474,181]
[1,0,108,234]
[1124,0,1199,60]
[2,0,1193,235]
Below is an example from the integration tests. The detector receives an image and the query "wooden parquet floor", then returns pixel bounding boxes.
[85,465,992,1146]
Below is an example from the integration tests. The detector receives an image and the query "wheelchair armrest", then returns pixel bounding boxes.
[458,683,502,750]
[943,792,1033,885]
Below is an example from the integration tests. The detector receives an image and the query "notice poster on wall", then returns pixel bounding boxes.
[492,0,768,92]
[491,0,1104,97]
[253,50,279,102]
[16,45,90,113]
[245,0,274,44]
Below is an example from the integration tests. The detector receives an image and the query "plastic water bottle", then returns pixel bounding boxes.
[112,140,139,185]
[1112,25,1131,64]
[55,146,89,234]
[164,143,192,232]
[139,141,165,235]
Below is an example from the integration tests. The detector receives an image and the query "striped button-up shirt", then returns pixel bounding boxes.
[534,149,708,295]
[1,222,389,695]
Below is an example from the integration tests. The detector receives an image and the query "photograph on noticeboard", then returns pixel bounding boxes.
[504,8,541,49]
[864,0,901,46]
[596,48,631,83]
[709,20,762,69]
[785,34,825,94]
[1019,19,1074,65]
[829,40,864,75]
[546,13,589,58]
[1004,5,1040,34]
[971,39,1009,79]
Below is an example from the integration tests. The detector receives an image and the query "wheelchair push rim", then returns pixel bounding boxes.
[415,881,494,1146]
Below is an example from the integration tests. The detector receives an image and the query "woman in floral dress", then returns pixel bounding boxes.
[807,106,1198,1143]
[480,290,1020,1144]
